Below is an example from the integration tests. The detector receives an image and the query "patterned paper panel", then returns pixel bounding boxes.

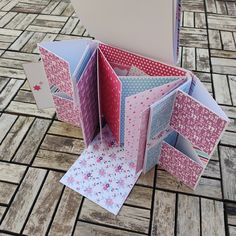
[99,43,187,76]
[52,95,81,127]
[143,128,173,173]
[76,51,99,146]
[149,92,176,140]
[170,91,227,155]
[124,78,186,165]
[119,76,181,144]
[135,109,150,173]
[39,47,74,97]
[136,79,192,173]
[98,49,121,144]
[145,142,162,173]
[60,125,140,215]
[159,142,204,189]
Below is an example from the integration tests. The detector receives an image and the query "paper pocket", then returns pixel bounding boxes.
[159,141,204,189]
[52,95,81,127]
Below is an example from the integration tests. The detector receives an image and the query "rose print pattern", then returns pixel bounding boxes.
[60,125,140,215]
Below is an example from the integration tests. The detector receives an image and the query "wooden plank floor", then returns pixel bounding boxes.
[0,0,235,235]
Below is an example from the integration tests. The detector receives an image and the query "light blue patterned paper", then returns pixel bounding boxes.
[119,76,181,144]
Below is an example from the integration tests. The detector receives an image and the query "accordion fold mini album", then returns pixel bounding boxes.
[24,39,229,215]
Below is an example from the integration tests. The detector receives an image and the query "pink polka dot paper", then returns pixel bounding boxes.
[99,43,186,77]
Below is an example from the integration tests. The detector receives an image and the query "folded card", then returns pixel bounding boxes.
[24,38,229,214]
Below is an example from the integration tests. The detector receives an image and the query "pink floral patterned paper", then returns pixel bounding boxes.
[76,51,99,146]
[159,142,204,189]
[39,46,74,97]
[60,125,140,215]
[52,95,81,127]
[170,91,227,155]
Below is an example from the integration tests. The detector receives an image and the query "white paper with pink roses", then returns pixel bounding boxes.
[60,125,140,215]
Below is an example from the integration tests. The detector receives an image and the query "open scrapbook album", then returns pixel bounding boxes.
[24,39,229,215]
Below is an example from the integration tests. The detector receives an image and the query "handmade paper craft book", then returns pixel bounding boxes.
[24,38,229,215]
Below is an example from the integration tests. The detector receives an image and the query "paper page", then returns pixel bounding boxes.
[142,93,177,173]
[39,39,92,75]
[60,125,140,215]
[71,0,176,64]
[190,76,229,121]
[170,90,228,155]
[124,78,187,167]
[75,50,99,146]
[39,46,74,97]
[73,40,98,82]
[23,62,55,109]
[98,48,121,144]
[159,142,204,189]
[52,95,81,127]
[119,76,184,144]
[137,78,192,173]
[175,134,203,165]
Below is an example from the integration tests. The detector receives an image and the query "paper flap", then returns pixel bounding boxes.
[39,39,93,75]
[23,62,55,109]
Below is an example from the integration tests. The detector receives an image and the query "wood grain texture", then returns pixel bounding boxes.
[0,79,24,110]
[6,101,55,118]
[151,190,176,236]
[126,185,152,209]
[48,187,82,236]
[0,162,26,183]
[137,168,155,187]
[74,221,143,236]
[203,160,221,179]
[220,146,236,201]
[177,194,200,236]
[41,134,84,154]
[0,168,47,233]
[201,199,225,236]
[33,149,78,171]
[156,170,222,199]
[23,171,64,236]
[13,118,51,164]
[80,199,150,234]
[0,113,17,143]
[48,120,83,139]
[229,226,236,236]
[0,181,17,205]
[226,203,236,226]
[0,116,34,161]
